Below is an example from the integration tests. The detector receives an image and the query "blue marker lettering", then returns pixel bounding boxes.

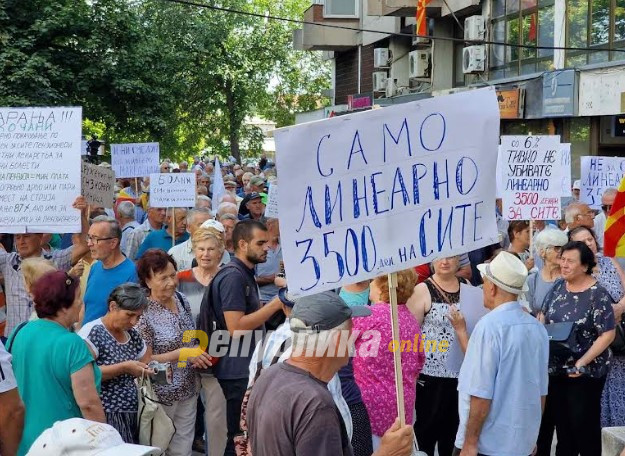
[325,182,343,226]
[347,131,369,169]
[352,176,370,219]
[316,134,333,177]
[370,172,389,215]
[296,187,322,233]
[419,113,446,152]
[419,209,433,257]
[455,157,478,195]
[383,118,412,163]
[473,201,483,242]
[391,166,409,210]
[433,160,450,200]
[412,163,427,204]
[437,207,453,251]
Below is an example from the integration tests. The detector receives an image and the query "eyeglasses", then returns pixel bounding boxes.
[549,246,563,252]
[577,212,595,218]
[86,235,115,244]
[602,204,613,212]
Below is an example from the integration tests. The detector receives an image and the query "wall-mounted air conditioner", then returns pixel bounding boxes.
[409,50,430,78]
[373,71,387,91]
[464,16,485,41]
[374,48,390,68]
[386,79,396,98]
[462,45,486,73]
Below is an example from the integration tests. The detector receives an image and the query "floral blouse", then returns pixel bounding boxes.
[543,279,615,378]
[137,291,199,403]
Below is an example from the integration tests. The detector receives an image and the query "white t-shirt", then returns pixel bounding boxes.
[0,341,17,393]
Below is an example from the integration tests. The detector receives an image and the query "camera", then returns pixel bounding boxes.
[148,361,173,385]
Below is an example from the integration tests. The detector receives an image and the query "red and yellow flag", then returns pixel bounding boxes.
[603,176,625,257]
[416,0,431,37]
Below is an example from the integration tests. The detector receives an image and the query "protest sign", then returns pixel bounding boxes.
[275,87,500,296]
[149,173,196,208]
[265,183,279,218]
[0,107,82,233]
[580,156,625,209]
[111,142,159,178]
[500,135,563,221]
[81,162,115,208]
[560,144,571,197]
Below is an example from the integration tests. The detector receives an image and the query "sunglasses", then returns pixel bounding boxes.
[602,204,613,212]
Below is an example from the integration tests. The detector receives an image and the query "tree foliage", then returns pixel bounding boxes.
[0,0,330,161]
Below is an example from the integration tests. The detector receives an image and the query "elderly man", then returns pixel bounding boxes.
[136,208,189,258]
[196,195,212,211]
[117,201,139,254]
[241,192,266,223]
[168,209,213,270]
[217,202,239,220]
[179,161,189,172]
[594,187,617,248]
[83,216,138,325]
[247,291,414,456]
[198,173,211,193]
[124,205,167,260]
[160,161,171,173]
[248,176,266,194]
[564,202,595,231]
[572,180,581,201]
[1,196,89,336]
[453,252,548,456]
[218,213,238,256]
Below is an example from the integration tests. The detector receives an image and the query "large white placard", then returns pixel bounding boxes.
[0,107,82,233]
[276,88,500,296]
[500,135,563,220]
[560,144,572,197]
[149,173,196,208]
[264,183,279,218]
[111,142,159,178]
[580,156,625,209]
[81,162,116,208]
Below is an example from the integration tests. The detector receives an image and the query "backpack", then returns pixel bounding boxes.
[234,338,290,456]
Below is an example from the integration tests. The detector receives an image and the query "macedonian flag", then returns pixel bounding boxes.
[603,176,625,257]
[416,0,432,37]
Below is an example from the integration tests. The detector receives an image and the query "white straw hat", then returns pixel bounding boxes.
[477,251,528,295]
[27,419,161,456]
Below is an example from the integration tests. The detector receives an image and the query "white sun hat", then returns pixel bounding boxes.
[27,418,161,456]
[477,251,529,295]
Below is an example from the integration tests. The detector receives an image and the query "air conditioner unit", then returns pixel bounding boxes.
[464,16,485,41]
[412,24,429,45]
[374,48,390,68]
[462,45,486,73]
[386,79,396,98]
[373,71,387,91]
[409,50,430,78]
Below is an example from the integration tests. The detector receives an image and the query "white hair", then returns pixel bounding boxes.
[187,208,211,223]
[534,228,568,257]
[195,195,212,210]
[289,318,351,357]
[603,187,618,198]
[117,201,136,220]
[564,203,582,224]
[166,207,188,217]
[217,202,238,219]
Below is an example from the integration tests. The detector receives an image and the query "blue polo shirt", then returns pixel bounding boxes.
[83,258,138,324]
[136,229,189,259]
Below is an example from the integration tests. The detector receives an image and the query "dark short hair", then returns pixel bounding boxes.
[136,249,178,288]
[232,219,267,252]
[32,271,80,318]
[108,283,148,312]
[507,220,529,243]
[568,226,600,252]
[561,241,596,275]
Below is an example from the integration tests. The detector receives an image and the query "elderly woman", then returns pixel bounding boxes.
[78,283,150,443]
[406,256,470,456]
[352,269,425,450]
[568,226,625,428]
[136,249,212,456]
[540,241,615,455]
[7,271,104,454]
[525,229,568,315]
[177,228,226,321]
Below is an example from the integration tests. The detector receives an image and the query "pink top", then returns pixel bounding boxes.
[352,303,425,436]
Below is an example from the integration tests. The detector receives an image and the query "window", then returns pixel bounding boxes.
[489,0,555,79]
[324,0,358,17]
[565,0,625,66]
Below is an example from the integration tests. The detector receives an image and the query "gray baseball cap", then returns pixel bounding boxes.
[290,291,371,333]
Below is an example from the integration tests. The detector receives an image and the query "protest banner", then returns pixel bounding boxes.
[81,162,115,208]
[275,87,500,297]
[264,183,279,218]
[500,135,563,221]
[560,143,572,197]
[149,173,196,208]
[0,107,82,233]
[111,142,159,178]
[580,156,625,209]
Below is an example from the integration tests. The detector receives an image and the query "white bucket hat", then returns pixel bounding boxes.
[201,219,225,233]
[27,419,161,456]
[477,251,528,295]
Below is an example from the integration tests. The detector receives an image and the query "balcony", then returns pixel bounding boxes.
[293,4,360,51]
[367,0,479,17]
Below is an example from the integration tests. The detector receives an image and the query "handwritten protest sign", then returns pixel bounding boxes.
[560,144,571,197]
[265,183,279,218]
[82,162,115,208]
[111,143,159,178]
[0,107,82,233]
[275,88,500,296]
[580,156,625,209]
[149,173,196,208]
[500,135,563,220]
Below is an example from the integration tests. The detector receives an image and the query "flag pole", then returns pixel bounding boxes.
[388,271,406,426]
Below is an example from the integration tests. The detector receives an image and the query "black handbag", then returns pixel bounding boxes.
[611,322,625,356]
[545,321,575,360]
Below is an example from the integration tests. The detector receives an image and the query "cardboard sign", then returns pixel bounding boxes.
[149,173,196,208]
[111,142,159,178]
[81,162,115,208]
[580,156,625,209]
[0,107,82,233]
[500,135,563,220]
[275,88,500,296]
[264,183,279,218]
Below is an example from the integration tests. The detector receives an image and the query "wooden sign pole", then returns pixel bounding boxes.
[529,220,534,259]
[388,271,406,426]
[171,208,176,248]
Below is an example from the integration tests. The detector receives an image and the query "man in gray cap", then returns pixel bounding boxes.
[247,291,414,456]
